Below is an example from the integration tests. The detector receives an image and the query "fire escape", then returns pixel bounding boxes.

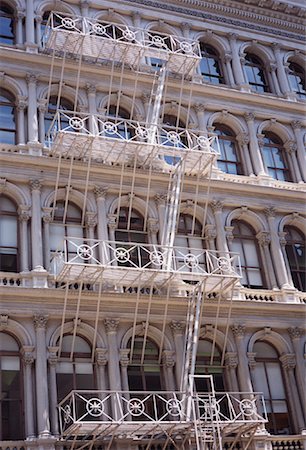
[42,12,267,450]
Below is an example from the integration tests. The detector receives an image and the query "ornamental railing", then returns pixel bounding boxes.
[46,110,219,163]
[51,238,241,279]
[42,12,201,60]
[58,390,266,435]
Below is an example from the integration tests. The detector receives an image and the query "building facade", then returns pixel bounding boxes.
[0,0,305,449]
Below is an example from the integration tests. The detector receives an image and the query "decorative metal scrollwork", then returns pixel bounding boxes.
[127,398,145,416]
[69,117,84,131]
[151,35,165,48]
[180,41,192,53]
[149,250,164,266]
[166,131,181,145]
[61,17,76,29]
[86,397,104,417]
[92,23,106,35]
[184,253,198,268]
[166,398,182,416]
[63,404,72,423]
[217,257,231,272]
[102,121,118,135]
[135,126,148,139]
[197,135,209,149]
[240,399,256,417]
[198,397,220,419]
[114,247,130,263]
[77,244,93,260]
[123,29,136,41]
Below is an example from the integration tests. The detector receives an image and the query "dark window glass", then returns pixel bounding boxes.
[0,88,16,144]
[195,339,224,392]
[45,96,74,137]
[284,226,305,291]
[287,61,306,99]
[0,333,23,440]
[231,220,265,288]
[261,132,291,182]
[161,114,187,165]
[0,4,15,45]
[0,196,18,272]
[244,53,269,93]
[214,124,242,175]
[200,44,224,85]
[252,341,291,435]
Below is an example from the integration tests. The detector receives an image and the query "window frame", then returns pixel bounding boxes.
[284,225,305,292]
[199,43,224,85]
[0,196,19,273]
[244,53,269,93]
[261,131,291,182]
[0,4,15,45]
[214,123,243,175]
[287,61,306,100]
[0,88,16,145]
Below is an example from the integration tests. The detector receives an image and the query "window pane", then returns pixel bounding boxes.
[247,268,263,286]
[266,362,286,398]
[50,224,65,250]
[243,241,260,266]
[0,216,17,246]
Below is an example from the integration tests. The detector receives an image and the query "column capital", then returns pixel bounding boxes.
[224,51,232,63]
[85,212,97,228]
[33,314,48,329]
[94,185,108,199]
[181,21,191,32]
[48,346,59,366]
[104,318,119,333]
[291,120,302,130]
[0,314,9,331]
[29,179,42,192]
[284,140,297,154]
[229,32,238,41]
[85,83,96,95]
[162,350,175,368]
[280,353,296,370]
[194,103,206,113]
[205,224,217,240]
[16,8,26,19]
[155,193,168,206]
[256,231,271,247]
[278,231,287,247]
[268,62,277,72]
[210,200,223,213]
[170,320,185,335]
[264,206,277,218]
[95,348,108,366]
[119,348,130,367]
[231,324,246,338]
[42,207,53,223]
[288,327,304,340]
[16,96,28,110]
[225,226,234,242]
[107,213,117,231]
[244,112,255,122]
[21,346,35,365]
[247,352,257,369]
[141,92,151,104]
[272,42,281,52]
[37,99,48,113]
[237,132,249,146]
[147,218,159,234]
[224,351,238,369]
[26,72,38,84]
[18,205,31,222]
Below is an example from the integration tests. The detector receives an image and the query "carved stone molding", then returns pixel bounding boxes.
[96,348,108,366]
[22,346,35,365]
[256,231,271,247]
[107,214,117,231]
[288,327,304,340]
[162,350,175,368]
[29,179,42,192]
[155,193,168,206]
[247,352,257,369]
[119,348,130,367]
[85,212,97,228]
[48,347,59,366]
[231,324,245,338]
[170,320,185,335]
[147,218,159,234]
[33,314,48,329]
[210,200,223,213]
[18,205,31,222]
[224,352,238,369]
[244,112,255,122]
[280,353,296,370]
[264,207,277,218]
[94,185,108,199]
[104,318,119,333]
[0,314,9,331]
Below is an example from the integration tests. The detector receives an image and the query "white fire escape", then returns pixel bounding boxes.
[43,12,267,449]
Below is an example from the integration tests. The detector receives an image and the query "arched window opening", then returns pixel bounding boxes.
[56,335,94,402]
[160,114,187,165]
[0,88,16,145]
[103,105,132,140]
[231,220,265,289]
[287,61,306,100]
[45,95,74,137]
[244,53,269,93]
[0,196,18,272]
[284,226,305,292]
[115,207,149,267]
[261,132,291,182]
[200,44,224,84]
[195,339,224,392]
[147,30,171,71]
[252,341,291,435]
[0,332,23,439]
[0,4,15,45]
[214,124,242,175]
[49,201,84,265]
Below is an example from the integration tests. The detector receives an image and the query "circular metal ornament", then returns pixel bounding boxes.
[123,29,136,41]
[92,23,106,35]
[69,117,84,131]
[114,247,130,263]
[127,398,145,416]
[167,131,181,145]
[180,41,192,53]
[86,398,104,417]
[77,244,93,260]
[166,398,182,416]
[184,253,198,268]
[217,257,231,271]
[152,35,165,48]
[240,399,255,417]
[135,126,148,139]
[197,135,209,149]
[149,250,164,266]
[103,121,118,135]
[61,17,75,29]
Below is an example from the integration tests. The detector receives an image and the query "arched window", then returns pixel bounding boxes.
[284,226,305,292]
[231,220,265,288]
[200,44,224,84]
[103,105,132,140]
[0,332,23,439]
[0,88,16,145]
[56,335,95,402]
[45,95,74,137]
[214,124,242,175]
[261,132,291,182]
[49,201,84,265]
[244,53,269,93]
[287,61,306,100]
[0,4,15,45]
[115,207,149,267]
[127,337,163,391]
[195,339,224,392]
[252,341,291,435]
[147,30,171,71]
[0,196,18,272]
[160,114,187,165]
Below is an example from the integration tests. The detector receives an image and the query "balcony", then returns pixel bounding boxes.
[58,390,266,440]
[46,110,219,175]
[51,237,241,293]
[42,12,201,75]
